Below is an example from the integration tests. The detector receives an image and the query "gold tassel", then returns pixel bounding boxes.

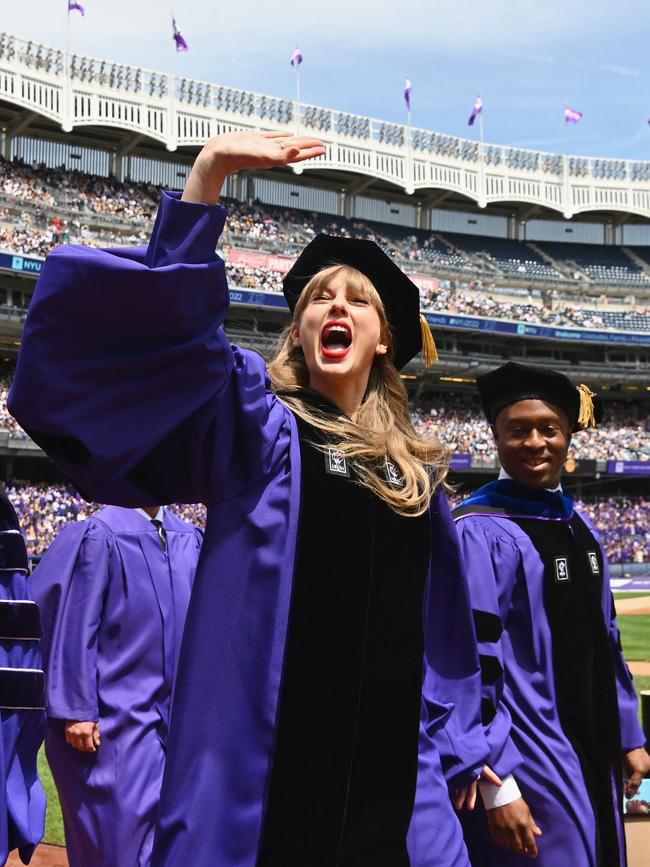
[420,314,438,367]
[577,383,597,430]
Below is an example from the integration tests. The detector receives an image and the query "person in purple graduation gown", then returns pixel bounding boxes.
[9,131,494,867]
[0,489,45,865]
[453,362,650,867]
[30,505,203,867]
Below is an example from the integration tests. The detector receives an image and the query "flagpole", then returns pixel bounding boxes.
[404,77,413,194]
[63,0,72,131]
[562,102,570,215]
[168,10,177,152]
[295,62,301,134]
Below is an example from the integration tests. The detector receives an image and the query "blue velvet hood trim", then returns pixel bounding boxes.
[460,479,574,520]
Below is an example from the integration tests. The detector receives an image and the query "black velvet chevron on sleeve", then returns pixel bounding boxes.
[479,654,504,685]
[472,609,503,643]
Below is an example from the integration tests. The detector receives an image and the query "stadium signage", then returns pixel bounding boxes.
[227,248,294,274]
[225,248,440,292]
[424,312,650,347]
[606,460,650,476]
[0,252,43,275]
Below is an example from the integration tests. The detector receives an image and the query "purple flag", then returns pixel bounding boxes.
[564,107,582,124]
[68,0,85,15]
[404,78,412,111]
[290,47,303,67]
[173,18,189,52]
[467,95,483,126]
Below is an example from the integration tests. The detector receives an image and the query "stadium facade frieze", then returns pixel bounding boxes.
[4,32,650,220]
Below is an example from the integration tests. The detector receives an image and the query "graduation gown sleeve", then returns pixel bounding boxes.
[9,191,290,507]
[454,515,525,779]
[425,490,489,788]
[582,517,645,751]
[0,496,46,863]
[31,521,112,721]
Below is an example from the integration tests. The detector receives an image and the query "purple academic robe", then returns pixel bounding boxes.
[9,191,488,866]
[30,505,202,867]
[454,504,644,867]
[0,495,46,865]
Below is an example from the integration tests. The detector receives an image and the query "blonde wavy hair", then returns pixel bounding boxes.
[268,264,449,516]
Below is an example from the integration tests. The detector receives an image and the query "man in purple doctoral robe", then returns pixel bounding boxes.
[453,362,650,867]
[0,489,45,865]
[8,184,488,867]
[31,505,203,867]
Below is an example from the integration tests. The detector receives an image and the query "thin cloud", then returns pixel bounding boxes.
[599,64,640,77]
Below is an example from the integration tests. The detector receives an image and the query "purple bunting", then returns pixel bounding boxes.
[467,95,483,126]
[290,47,303,67]
[404,78,412,112]
[68,0,85,15]
[173,18,189,53]
[564,107,582,124]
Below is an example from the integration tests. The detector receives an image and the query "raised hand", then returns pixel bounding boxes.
[182,131,326,205]
[65,719,101,753]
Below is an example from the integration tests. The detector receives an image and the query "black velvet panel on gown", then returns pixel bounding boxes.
[258,404,431,867]
[511,513,623,867]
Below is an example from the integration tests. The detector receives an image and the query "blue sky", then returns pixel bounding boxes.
[3,0,650,160]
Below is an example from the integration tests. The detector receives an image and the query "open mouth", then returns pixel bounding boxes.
[320,321,352,359]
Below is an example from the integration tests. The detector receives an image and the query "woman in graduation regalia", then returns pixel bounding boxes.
[453,362,650,867]
[9,132,490,867]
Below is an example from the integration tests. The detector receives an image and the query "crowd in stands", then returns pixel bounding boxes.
[4,482,207,557]
[0,364,647,463]
[0,157,157,220]
[221,265,650,331]
[228,261,284,294]
[6,482,647,565]
[576,497,649,564]
[0,374,22,433]
[1,157,650,329]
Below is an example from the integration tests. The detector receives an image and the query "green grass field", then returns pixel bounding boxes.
[618,615,650,662]
[614,592,650,601]
[38,749,64,846]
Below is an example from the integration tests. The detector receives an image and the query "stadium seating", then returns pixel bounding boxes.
[538,242,650,287]
[1,156,649,333]
[6,481,646,565]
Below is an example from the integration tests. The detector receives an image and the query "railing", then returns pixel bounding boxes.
[3,31,650,217]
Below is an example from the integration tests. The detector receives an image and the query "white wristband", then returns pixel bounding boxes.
[479,773,522,810]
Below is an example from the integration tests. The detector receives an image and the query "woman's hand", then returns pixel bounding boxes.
[452,765,503,811]
[65,719,101,753]
[182,131,326,205]
[486,796,542,858]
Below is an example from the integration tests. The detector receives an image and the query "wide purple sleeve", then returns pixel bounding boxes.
[30,522,112,721]
[9,191,289,507]
[424,490,490,788]
[598,547,645,751]
[454,516,525,779]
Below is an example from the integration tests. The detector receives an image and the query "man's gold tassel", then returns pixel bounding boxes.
[577,383,597,429]
[420,314,438,367]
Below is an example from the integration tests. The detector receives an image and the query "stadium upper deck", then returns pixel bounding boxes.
[4,28,650,234]
[0,30,648,389]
